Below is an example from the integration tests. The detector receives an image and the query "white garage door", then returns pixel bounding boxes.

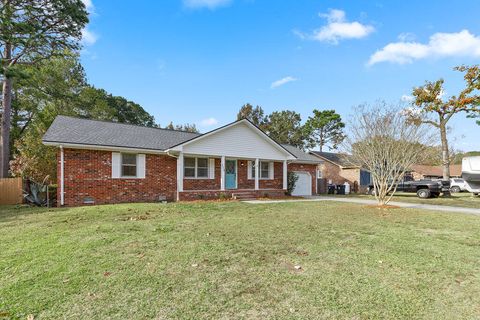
[292,172,312,196]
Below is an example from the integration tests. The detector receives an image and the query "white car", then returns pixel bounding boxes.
[450,178,467,193]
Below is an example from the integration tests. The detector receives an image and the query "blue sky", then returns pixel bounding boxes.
[80,0,480,151]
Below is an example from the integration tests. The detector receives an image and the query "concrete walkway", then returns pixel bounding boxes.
[243,196,480,216]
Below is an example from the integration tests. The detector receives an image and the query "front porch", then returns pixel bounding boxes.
[176,155,288,201]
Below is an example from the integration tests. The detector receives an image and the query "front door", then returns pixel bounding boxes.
[225,160,237,189]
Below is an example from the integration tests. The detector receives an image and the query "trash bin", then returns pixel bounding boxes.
[344,182,351,195]
[336,185,346,195]
[327,185,336,194]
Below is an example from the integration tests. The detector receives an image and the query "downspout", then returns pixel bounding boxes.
[60,145,64,206]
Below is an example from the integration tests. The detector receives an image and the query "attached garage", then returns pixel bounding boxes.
[291,172,312,196]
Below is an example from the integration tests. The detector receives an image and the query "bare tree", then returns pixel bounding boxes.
[345,103,433,205]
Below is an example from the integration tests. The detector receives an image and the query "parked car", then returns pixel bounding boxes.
[450,178,467,193]
[367,180,444,199]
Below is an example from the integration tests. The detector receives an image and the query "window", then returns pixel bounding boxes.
[121,153,137,177]
[250,161,272,179]
[260,162,269,179]
[197,158,208,178]
[184,157,209,178]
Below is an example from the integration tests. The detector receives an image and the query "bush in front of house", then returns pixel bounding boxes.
[287,172,298,196]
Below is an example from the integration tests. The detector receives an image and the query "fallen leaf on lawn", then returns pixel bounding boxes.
[103,272,112,277]
[63,278,70,283]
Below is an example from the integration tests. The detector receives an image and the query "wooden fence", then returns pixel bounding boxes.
[0,177,23,205]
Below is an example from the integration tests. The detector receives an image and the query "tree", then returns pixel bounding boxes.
[304,109,345,152]
[0,0,88,177]
[407,65,480,183]
[78,86,157,127]
[9,54,158,181]
[165,122,199,133]
[264,110,306,148]
[236,103,268,129]
[346,103,432,206]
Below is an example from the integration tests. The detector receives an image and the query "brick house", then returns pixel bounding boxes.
[310,151,371,193]
[409,164,462,181]
[43,116,321,206]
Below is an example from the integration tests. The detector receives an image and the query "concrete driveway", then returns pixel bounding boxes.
[244,196,480,216]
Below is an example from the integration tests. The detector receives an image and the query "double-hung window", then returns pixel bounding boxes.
[184,157,209,178]
[250,161,273,179]
[121,153,137,177]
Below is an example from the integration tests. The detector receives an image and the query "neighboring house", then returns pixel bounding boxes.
[42,116,321,206]
[409,164,462,180]
[310,151,371,192]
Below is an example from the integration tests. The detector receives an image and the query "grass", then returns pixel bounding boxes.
[335,192,480,209]
[1,201,480,319]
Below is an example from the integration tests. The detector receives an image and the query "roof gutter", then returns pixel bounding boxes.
[43,141,167,154]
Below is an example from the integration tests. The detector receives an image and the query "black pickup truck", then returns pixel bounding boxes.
[367,180,445,198]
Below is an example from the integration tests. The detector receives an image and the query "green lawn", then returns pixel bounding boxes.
[1,201,480,319]
[338,192,480,209]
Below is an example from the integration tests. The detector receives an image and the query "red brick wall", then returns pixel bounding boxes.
[318,161,363,193]
[259,161,284,189]
[60,149,177,206]
[288,163,318,194]
[237,160,255,189]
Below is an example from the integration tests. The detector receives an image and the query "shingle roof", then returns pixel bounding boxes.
[42,116,201,151]
[281,145,322,164]
[309,151,360,168]
[410,164,462,177]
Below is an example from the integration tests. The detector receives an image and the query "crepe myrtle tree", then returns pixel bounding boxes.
[0,0,88,177]
[346,103,432,206]
[406,65,480,184]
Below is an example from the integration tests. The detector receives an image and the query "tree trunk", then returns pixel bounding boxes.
[0,76,12,178]
[0,42,12,178]
[439,120,450,179]
[439,119,451,197]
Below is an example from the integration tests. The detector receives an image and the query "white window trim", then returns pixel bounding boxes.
[248,160,274,180]
[184,157,210,179]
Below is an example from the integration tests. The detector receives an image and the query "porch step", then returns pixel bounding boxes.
[232,192,258,200]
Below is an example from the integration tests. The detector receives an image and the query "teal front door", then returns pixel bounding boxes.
[225,160,237,189]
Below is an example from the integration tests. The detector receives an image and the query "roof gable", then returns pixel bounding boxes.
[170,120,296,160]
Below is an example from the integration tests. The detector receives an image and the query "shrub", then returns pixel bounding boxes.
[287,172,298,195]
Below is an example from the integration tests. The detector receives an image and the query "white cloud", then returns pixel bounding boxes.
[368,30,480,65]
[81,28,98,46]
[303,9,374,44]
[270,76,298,89]
[200,117,219,127]
[183,0,232,9]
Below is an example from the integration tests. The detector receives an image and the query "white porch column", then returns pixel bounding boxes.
[221,156,226,191]
[177,152,184,200]
[255,158,259,190]
[283,160,288,190]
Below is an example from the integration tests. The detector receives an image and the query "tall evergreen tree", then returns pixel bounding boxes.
[0,0,88,177]
[304,109,345,151]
